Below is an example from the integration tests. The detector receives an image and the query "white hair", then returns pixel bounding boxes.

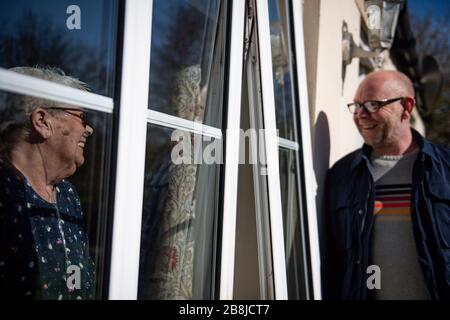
[0,66,88,155]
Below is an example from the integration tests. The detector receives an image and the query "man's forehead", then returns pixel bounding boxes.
[355,77,393,100]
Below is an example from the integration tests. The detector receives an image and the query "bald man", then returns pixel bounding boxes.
[323,70,450,300]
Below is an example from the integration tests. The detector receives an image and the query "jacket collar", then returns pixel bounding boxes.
[350,144,371,169]
[350,128,438,169]
[412,128,439,162]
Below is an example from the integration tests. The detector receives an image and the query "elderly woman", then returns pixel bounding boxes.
[0,67,95,299]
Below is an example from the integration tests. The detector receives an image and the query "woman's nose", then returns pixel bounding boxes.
[85,124,94,136]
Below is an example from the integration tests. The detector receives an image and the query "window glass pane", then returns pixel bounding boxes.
[268,0,296,140]
[70,110,112,298]
[148,0,226,127]
[0,0,119,97]
[0,87,112,299]
[138,124,221,299]
[279,148,307,299]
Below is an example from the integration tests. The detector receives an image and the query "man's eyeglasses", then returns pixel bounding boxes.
[46,107,88,128]
[347,97,404,114]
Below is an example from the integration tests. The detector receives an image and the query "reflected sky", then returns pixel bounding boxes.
[148,0,222,127]
[0,0,110,46]
[0,0,118,97]
[0,0,106,47]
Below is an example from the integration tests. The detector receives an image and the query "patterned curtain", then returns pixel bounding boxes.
[147,65,203,299]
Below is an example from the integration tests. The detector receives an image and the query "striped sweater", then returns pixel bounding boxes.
[369,149,428,300]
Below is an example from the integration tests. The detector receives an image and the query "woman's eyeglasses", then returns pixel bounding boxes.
[45,107,88,128]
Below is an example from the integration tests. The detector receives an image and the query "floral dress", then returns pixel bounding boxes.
[0,158,95,299]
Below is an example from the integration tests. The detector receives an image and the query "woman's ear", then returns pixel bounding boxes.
[30,108,53,139]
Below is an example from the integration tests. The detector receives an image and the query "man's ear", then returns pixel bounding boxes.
[30,108,53,139]
[401,96,415,120]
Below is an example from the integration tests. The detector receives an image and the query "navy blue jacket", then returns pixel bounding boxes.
[323,130,450,300]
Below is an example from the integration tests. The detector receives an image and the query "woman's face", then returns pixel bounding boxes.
[47,107,94,176]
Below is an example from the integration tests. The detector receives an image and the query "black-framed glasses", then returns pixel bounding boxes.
[46,107,88,128]
[347,97,404,114]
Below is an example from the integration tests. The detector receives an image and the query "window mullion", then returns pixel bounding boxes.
[219,0,246,300]
[278,137,299,151]
[108,0,153,300]
[147,109,222,139]
[255,0,288,300]
[291,0,322,300]
[0,68,114,113]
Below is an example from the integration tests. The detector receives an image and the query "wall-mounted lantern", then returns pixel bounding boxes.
[343,0,404,66]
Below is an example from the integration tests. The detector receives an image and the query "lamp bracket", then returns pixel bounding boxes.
[342,27,382,67]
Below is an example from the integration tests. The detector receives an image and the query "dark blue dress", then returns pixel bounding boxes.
[0,158,95,299]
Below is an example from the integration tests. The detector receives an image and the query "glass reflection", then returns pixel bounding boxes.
[0,87,112,299]
[139,125,220,299]
[279,148,307,299]
[0,0,119,97]
[70,110,112,298]
[148,0,226,127]
[268,0,296,140]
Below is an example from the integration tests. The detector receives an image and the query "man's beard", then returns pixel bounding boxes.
[361,124,398,149]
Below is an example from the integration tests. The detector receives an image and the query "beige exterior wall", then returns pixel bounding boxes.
[304,0,363,168]
[303,0,364,245]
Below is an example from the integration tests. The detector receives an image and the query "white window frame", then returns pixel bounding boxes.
[252,0,320,300]
[278,137,299,151]
[271,0,314,300]
[0,1,148,300]
[0,0,318,301]
[219,0,246,300]
[0,69,113,113]
[291,0,322,300]
[147,109,222,139]
[108,0,153,300]
[111,0,245,300]
[246,33,275,300]
[255,0,288,300]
